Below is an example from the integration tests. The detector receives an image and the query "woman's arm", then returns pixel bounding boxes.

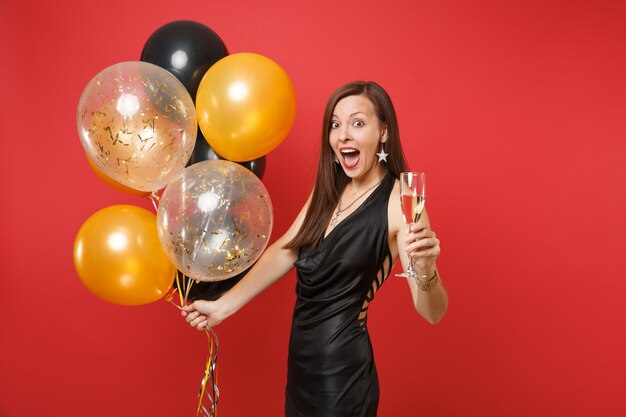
[389,182,448,324]
[183,193,312,329]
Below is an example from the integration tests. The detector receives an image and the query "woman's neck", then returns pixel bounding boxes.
[346,166,386,194]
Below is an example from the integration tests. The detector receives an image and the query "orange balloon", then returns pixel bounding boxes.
[86,155,150,197]
[196,53,296,162]
[74,205,176,305]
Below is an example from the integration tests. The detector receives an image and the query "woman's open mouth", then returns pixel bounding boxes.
[340,148,360,169]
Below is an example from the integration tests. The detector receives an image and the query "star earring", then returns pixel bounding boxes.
[376,143,388,163]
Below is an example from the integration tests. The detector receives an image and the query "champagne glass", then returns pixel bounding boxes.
[396,172,425,278]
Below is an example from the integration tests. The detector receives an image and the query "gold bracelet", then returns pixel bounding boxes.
[416,271,439,292]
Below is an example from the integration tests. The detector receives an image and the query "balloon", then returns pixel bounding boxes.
[74,205,176,305]
[157,160,273,281]
[196,53,296,162]
[77,61,197,192]
[187,268,247,301]
[187,131,266,179]
[141,20,228,99]
[86,155,150,197]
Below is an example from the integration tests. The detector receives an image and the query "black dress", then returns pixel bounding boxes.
[286,172,395,417]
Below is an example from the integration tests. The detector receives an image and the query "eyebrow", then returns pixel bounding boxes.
[331,111,367,119]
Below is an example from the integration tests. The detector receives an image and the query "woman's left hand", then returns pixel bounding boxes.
[404,221,441,278]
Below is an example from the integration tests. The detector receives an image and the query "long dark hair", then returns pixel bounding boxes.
[284,81,408,249]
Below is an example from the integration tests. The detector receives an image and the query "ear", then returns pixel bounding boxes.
[380,124,388,143]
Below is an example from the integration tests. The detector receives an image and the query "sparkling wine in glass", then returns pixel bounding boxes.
[396,172,425,278]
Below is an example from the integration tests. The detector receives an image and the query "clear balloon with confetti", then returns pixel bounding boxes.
[77,61,197,192]
[157,160,273,281]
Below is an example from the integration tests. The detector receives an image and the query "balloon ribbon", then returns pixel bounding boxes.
[167,272,219,417]
[149,191,160,212]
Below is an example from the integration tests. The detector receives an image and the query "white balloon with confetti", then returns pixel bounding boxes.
[157,160,273,281]
[77,61,197,192]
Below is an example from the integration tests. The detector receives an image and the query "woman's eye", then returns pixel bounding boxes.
[353,120,364,127]
[330,121,339,129]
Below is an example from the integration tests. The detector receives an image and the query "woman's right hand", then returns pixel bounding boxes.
[181,300,228,330]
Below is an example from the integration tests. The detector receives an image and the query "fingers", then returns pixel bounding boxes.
[181,309,209,330]
[191,316,207,328]
[408,222,425,232]
[404,225,440,258]
[407,240,440,256]
[406,221,433,235]
[407,236,439,249]
[185,310,200,322]
[180,300,222,330]
[187,311,208,327]
[405,231,435,245]
[405,226,437,245]
[181,302,198,318]
[182,303,196,312]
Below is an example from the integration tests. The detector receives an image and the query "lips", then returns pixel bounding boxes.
[340,147,360,169]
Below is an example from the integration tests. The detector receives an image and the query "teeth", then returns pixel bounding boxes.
[341,149,358,154]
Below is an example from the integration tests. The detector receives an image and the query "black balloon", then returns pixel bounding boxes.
[187,132,266,179]
[141,20,228,99]
[186,268,247,302]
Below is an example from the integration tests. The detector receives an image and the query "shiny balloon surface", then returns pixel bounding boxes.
[157,160,273,281]
[77,61,197,192]
[74,205,176,305]
[196,53,296,162]
[187,134,266,179]
[141,20,228,99]
[85,155,150,197]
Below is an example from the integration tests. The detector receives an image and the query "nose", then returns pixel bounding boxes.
[337,124,351,142]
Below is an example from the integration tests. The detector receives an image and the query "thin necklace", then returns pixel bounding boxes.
[329,178,384,227]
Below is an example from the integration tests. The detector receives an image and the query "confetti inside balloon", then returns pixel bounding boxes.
[77,61,197,192]
[157,160,273,281]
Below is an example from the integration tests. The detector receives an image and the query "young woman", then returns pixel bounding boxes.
[182,81,448,416]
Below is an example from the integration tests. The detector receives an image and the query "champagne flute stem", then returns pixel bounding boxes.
[406,224,414,275]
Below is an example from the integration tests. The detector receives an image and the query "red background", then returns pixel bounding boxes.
[1,1,625,416]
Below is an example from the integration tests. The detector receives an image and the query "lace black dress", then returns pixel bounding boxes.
[286,172,395,417]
